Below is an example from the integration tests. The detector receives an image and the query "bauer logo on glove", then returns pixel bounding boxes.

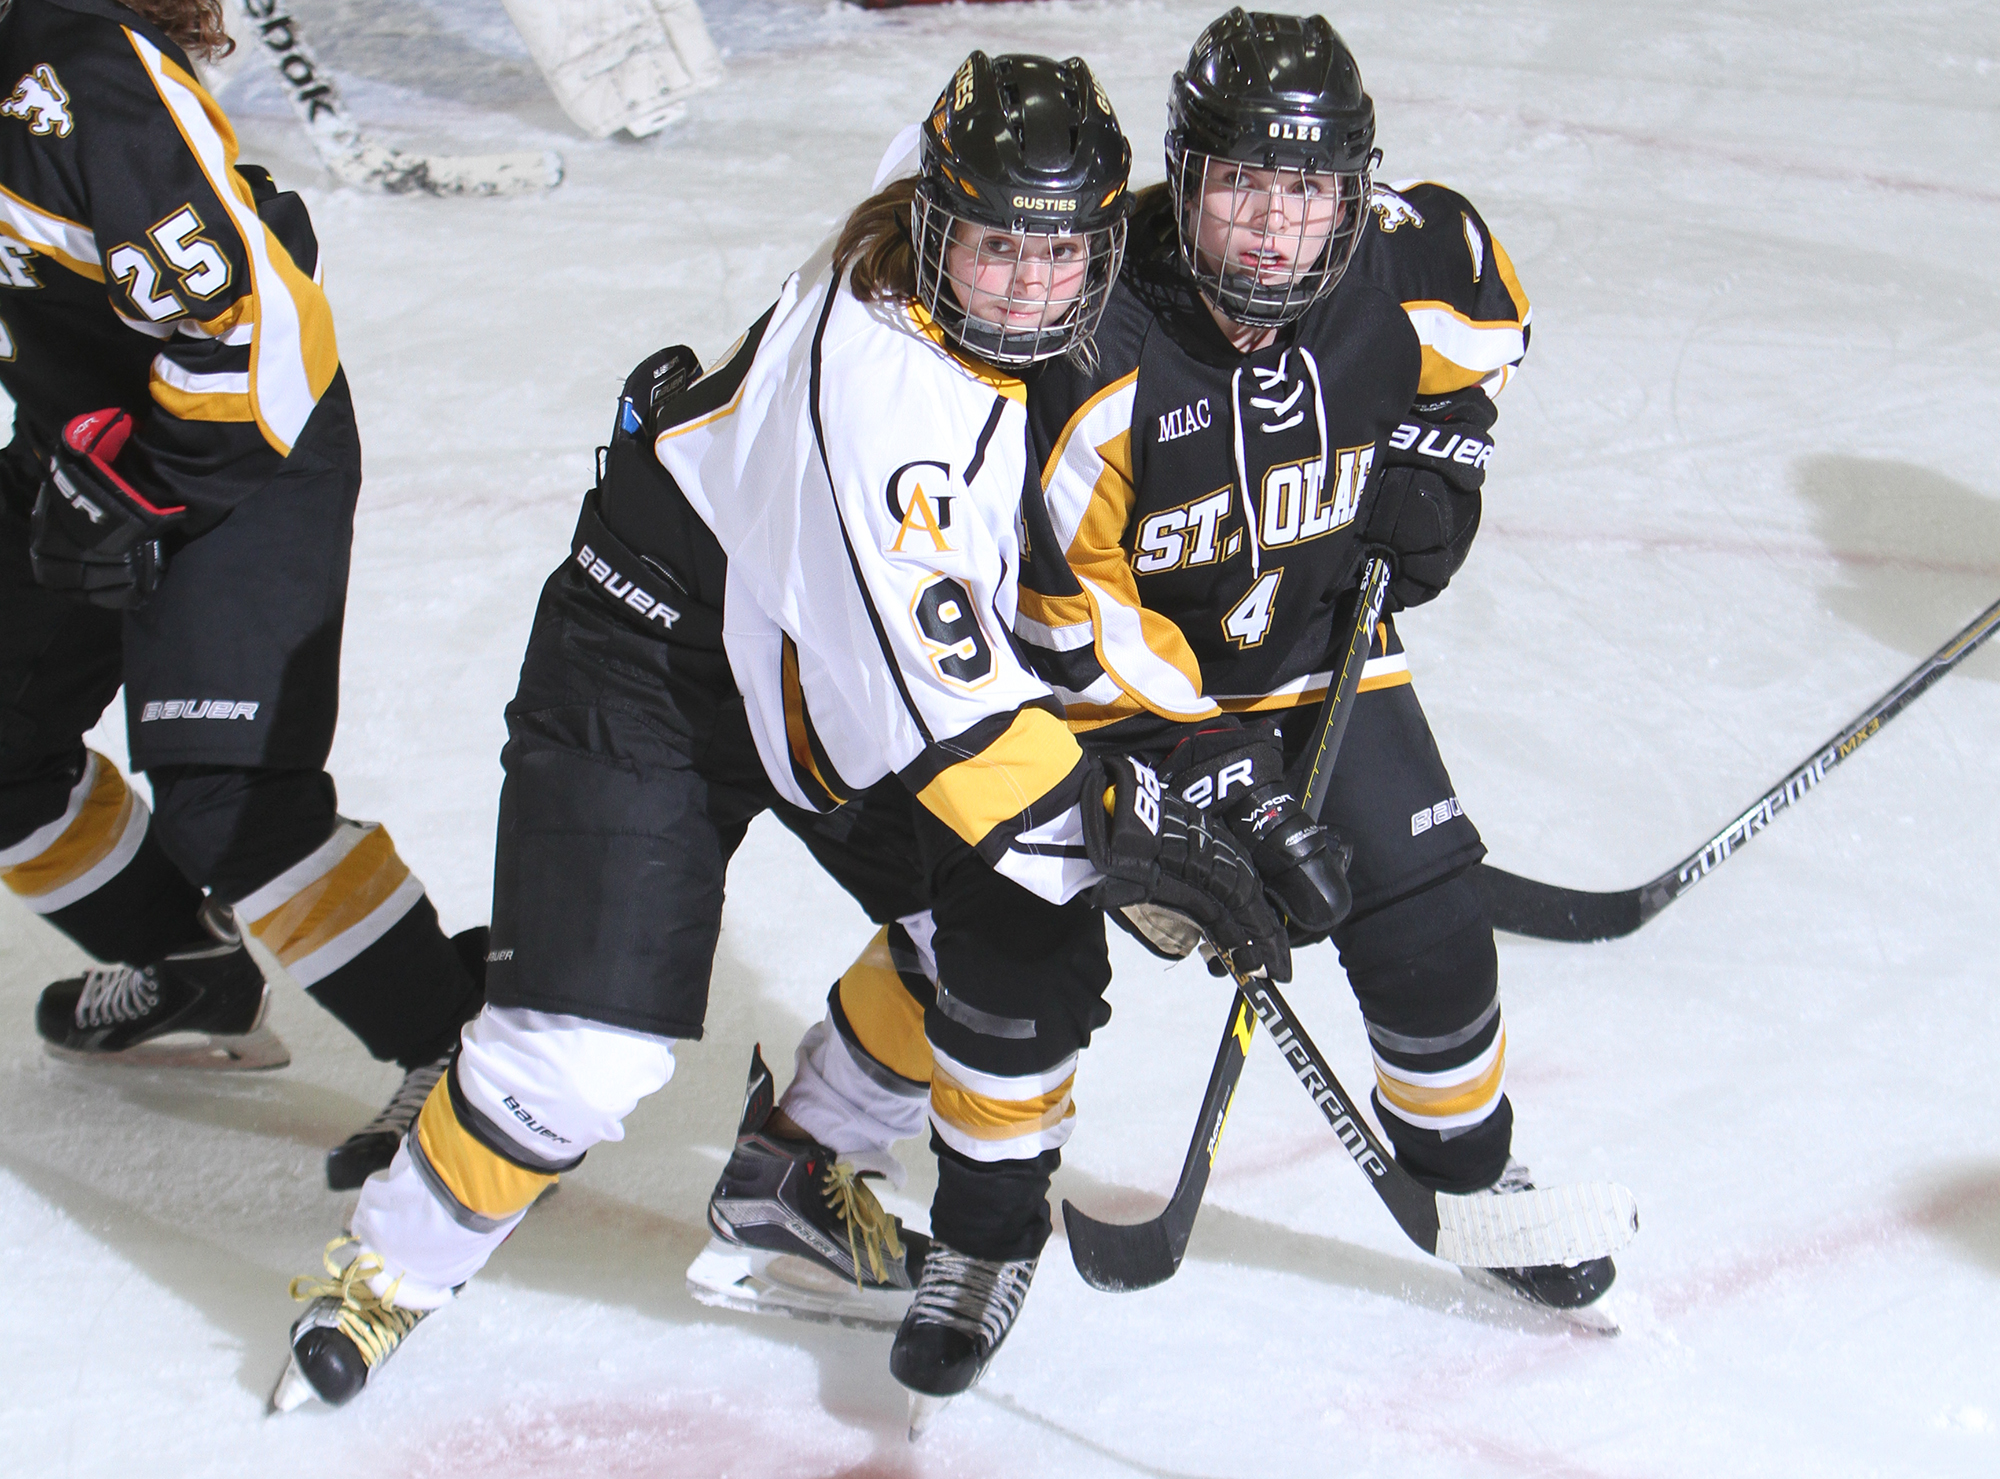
[30,408,186,610]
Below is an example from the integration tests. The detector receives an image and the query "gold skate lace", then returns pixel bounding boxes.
[288,1237,422,1368]
[820,1163,905,1287]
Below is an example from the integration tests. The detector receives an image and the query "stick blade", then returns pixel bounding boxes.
[328,145,564,198]
[1433,1180,1639,1268]
[1061,1198,1184,1292]
[1474,864,1646,942]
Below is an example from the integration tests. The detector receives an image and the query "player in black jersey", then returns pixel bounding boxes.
[0,0,479,1183]
[1016,8,1615,1318]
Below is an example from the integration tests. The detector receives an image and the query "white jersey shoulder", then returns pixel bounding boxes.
[654,248,1092,904]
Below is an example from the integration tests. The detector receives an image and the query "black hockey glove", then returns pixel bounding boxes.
[30,409,185,610]
[1360,465,1480,611]
[1163,724,1352,948]
[1081,754,1290,983]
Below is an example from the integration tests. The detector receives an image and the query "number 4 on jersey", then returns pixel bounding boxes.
[1222,570,1283,648]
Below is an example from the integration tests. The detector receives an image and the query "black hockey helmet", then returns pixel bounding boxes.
[914,52,1131,367]
[1167,10,1377,326]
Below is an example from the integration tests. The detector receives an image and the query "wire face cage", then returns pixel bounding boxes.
[1169,151,1369,328]
[912,188,1127,368]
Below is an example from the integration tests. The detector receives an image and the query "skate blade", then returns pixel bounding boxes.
[46,1023,291,1073]
[268,1354,316,1414]
[1460,1268,1621,1337]
[685,1238,912,1333]
[906,1390,953,1442]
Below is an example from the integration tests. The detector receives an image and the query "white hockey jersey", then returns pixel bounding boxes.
[652,243,1096,907]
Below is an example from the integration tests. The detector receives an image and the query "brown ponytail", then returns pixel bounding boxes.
[832,176,920,304]
[124,1,236,63]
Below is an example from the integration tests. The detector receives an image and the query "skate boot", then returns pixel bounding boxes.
[1460,1159,1619,1333]
[324,1053,449,1190]
[891,1241,1038,1440]
[688,1046,928,1331]
[35,902,288,1071]
[271,1238,433,1412]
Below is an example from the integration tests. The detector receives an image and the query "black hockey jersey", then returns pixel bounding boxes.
[0,0,342,529]
[1020,180,1529,745]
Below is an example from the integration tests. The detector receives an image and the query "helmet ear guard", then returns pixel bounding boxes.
[913,52,1133,368]
[1166,8,1377,328]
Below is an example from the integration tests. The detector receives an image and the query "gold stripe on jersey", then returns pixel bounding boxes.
[1211,628,1409,711]
[237,820,427,988]
[1490,232,1530,327]
[907,303,1027,405]
[915,705,1082,849]
[1404,301,1528,396]
[1358,645,1412,692]
[0,180,101,280]
[835,927,934,1084]
[131,34,339,455]
[654,375,750,440]
[1070,438,1215,723]
[149,361,254,423]
[782,635,850,809]
[928,1046,1077,1161]
[1373,1027,1507,1132]
[1040,371,1137,481]
[1014,584,1095,633]
[0,753,148,913]
[1034,374,1218,726]
[413,1077,556,1220]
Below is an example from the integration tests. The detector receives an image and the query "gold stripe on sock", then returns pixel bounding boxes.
[836,928,933,1084]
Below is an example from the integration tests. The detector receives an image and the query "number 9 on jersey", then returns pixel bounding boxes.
[910,573,995,688]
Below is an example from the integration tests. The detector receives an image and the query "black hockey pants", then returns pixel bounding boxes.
[0,409,477,1068]
[489,557,1110,1263]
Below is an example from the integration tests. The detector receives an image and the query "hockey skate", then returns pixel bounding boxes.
[36,904,288,1071]
[271,1238,432,1412]
[890,1242,1038,1440]
[689,1047,928,1332]
[1460,1159,1619,1334]
[324,1053,449,1190]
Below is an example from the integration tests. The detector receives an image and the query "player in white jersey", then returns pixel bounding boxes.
[273,52,1286,1417]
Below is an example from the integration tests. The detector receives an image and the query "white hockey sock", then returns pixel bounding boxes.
[349,1006,676,1299]
[779,1016,929,1181]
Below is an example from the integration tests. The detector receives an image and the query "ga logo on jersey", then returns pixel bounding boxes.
[886,459,955,554]
[1369,185,1423,233]
[1,64,73,138]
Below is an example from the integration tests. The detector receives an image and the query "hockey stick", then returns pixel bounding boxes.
[236,2,562,197]
[1062,556,1392,1291]
[1475,593,2000,942]
[1236,975,1636,1269]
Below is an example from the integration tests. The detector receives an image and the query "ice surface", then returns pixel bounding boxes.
[3,1,1997,1475]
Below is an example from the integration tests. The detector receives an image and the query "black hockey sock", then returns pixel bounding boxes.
[1337,871,1512,1194]
[1378,1091,1513,1196]
[305,898,483,1068]
[929,1138,1058,1263]
[0,749,207,964]
[147,764,340,900]
[43,824,208,963]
